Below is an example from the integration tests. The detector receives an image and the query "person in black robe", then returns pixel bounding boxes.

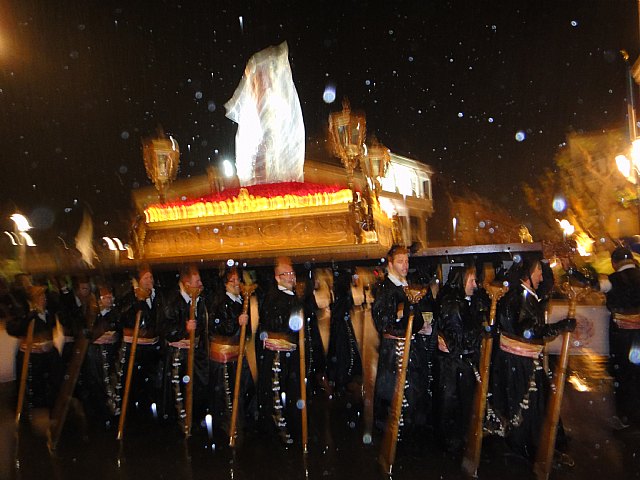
[163,264,209,432]
[604,246,640,428]
[256,257,305,445]
[7,285,62,415]
[435,265,489,453]
[80,284,122,429]
[118,264,165,422]
[208,267,256,435]
[372,245,427,441]
[326,268,363,395]
[58,276,93,370]
[487,258,574,463]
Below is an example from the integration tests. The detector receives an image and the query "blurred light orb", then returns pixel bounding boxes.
[571,20,578,27]
[195,91,203,100]
[488,117,494,123]
[207,101,216,112]
[119,165,128,174]
[296,399,305,410]
[629,344,640,365]
[363,433,372,444]
[513,254,522,263]
[515,131,526,142]
[121,131,130,140]
[226,259,235,267]
[322,84,336,104]
[552,196,567,212]
[289,312,303,331]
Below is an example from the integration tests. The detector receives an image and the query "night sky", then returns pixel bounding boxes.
[0,1,638,246]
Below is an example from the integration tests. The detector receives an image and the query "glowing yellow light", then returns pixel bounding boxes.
[568,375,590,392]
[144,187,354,224]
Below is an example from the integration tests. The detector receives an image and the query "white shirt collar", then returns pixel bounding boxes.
[387,273,408,287]
[179,286,198,304]
[226,291,242,303]
[521,281,540,301]
[278,285,295,296]
[618,263,636,272]
[100,308,111,316]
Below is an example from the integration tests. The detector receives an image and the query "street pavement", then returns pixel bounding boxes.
[1,352,639,480]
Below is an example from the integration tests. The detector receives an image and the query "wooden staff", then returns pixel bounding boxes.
[534,283,587,480]
[229,282,257,447]
[298,309,309,453]
[184,289,199,437]
[378,286,427,474]
[15,318,35,425]
[50,299,98,450]
[117,301,144,441]
[462,281,508,477]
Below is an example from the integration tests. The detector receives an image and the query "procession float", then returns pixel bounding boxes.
[130,42,434,266]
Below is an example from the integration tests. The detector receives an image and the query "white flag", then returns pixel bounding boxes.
[75,209,95,268]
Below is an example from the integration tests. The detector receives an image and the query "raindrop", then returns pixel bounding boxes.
[323,84,336,104]
[552,196,566,212]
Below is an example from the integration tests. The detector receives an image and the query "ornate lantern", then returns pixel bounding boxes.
[361,136,390,203]
[328,98,366,200]
[143,128,180,203]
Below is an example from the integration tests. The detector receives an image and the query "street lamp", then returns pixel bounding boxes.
[616,138,640,231]
[103,236,126,266]
[328,98,366,204]
[10,213,35,270]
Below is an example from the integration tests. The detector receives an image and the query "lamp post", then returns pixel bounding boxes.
[328,98,366,205]
[615,138,640,232]
[329,98,392,234]
[142,128,180,203]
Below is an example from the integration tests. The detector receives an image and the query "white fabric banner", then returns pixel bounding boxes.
[545,300,609,355]
[225,41,305,186]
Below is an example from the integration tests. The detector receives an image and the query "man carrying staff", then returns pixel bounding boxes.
[58,276,93,370]
[372,245,427,440]
[604,246,640,429]
[163,264,208,433]
[7,285,62,417]
[208,267,256,436]
[487,258,574,465]
[118,264,164,423]
[81,284,122,430]
[256,257,305,446]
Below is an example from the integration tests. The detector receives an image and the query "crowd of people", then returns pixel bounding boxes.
[2,243,639,472]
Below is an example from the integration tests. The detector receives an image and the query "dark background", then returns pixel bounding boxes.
[0,0,637,247]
